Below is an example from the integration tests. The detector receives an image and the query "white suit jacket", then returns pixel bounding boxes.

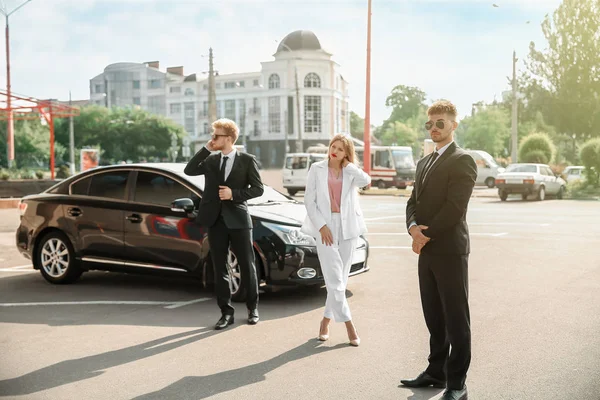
[301,160,372,241]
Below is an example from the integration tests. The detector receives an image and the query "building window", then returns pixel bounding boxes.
[133,80,141,89]
[225,100,236,120]
[170,103,181,114]
[238,99,246,132]
[148,95,164,114]
[95,84,103,93]
[170,86,181,93]
[268,74,280,89]
[184,102,195,134]
[268,96,280,133]
[253,79,260,87]
[336,99,340,133]
[253,120,259,136]
[304,96,321,133]
[225,81,236,89]
[203,84,208,90]
[238,81,245,88]
[148,79,162,89]
[217,101,223,118]
[201,101,208,117]
[204,122,209,135]
[133,97,141,106]
[304,73,321,88]
[184,88,194,96]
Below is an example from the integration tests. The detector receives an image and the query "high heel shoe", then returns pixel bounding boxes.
[348,328,360,347]
[318,320,329,341]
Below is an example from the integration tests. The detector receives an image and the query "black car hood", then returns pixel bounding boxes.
[249,202,306,226]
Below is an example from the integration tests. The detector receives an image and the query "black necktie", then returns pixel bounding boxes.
[220,156,228,183]
[420,151,439,185]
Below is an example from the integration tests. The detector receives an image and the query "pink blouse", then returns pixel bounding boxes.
[328,167,343,213]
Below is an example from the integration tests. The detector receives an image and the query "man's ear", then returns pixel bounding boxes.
[453,120,459,131]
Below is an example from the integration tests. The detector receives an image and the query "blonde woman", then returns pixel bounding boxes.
[301,134,371,346]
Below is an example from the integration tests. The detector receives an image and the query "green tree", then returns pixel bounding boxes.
[579,138,600,186]
[0,119,52,168]
[525,0,600,139]
[519,132,556,164]
[457,107,510,157]
[349,111,364,140]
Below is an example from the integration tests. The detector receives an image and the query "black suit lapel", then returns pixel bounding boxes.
[417,142,457,197]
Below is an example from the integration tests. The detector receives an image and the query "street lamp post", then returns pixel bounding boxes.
[1,0,32,168]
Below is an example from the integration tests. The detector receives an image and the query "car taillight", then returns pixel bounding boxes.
[523,179,534,184]
[495,179,505,185]
[18,201,28,216]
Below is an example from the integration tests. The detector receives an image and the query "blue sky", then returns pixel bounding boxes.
[1,0,562,124]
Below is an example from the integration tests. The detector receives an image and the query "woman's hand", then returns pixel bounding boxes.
[319,225,334,246]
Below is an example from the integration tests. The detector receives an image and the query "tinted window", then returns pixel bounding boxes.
[285,156,308,170]
[134,171,194,207]
[71,177,92,195]
[88,171,129,200]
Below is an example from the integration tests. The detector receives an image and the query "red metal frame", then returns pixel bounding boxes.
[0,89,79,179]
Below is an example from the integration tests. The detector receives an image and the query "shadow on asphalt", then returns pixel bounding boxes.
[0,271,354,328]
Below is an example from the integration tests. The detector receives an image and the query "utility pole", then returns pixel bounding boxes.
[363,0,372,176]
[294,66,302,152]
[2,0,32,168]
[208,48,217,124]
[510,50,518,163]
[69,91,75,175]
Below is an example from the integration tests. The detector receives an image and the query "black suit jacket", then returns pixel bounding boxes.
[184,147,264,229]
[406,142,477,255]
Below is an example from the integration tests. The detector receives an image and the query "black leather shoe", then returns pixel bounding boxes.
[400,372,446,388]
[215,314,234,330]
[248,309,259,325]
[440,386,467,400]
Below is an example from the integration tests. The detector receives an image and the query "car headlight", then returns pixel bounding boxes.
[263,222,317,246]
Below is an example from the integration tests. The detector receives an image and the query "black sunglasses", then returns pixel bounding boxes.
[425,120,447,130]
[211,134,229,140]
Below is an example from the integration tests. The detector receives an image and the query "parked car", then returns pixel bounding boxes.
[466,150,505,188]
[15,163,369,301]
[282,153,327,196]
[562,166,585,183]
[495,163,566,201]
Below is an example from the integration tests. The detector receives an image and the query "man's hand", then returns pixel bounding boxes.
[412,239,428,255]
[409,224,431,254]
[206,139,215,151]
[319,225,334,246]
[219,186,233,201]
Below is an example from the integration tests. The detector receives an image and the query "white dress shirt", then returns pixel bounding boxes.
[219,148,237,181]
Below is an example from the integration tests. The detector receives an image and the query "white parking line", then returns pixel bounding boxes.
[0,298,212,309]
[363,215,404,221]
[367,232,508,237]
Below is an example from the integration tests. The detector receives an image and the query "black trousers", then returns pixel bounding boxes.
[418,251,471,390]
[207,216,259,315]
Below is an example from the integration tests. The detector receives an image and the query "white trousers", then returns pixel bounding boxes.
[316,213,358,322]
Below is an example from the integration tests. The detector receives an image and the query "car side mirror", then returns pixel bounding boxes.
[171,198,195,215]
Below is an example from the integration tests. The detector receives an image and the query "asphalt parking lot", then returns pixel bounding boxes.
[1,195,599,400]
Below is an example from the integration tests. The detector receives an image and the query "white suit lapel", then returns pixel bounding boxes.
[341,167,351,208]
[317,162,331,212]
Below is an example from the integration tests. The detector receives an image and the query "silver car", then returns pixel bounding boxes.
[495,163,566,201]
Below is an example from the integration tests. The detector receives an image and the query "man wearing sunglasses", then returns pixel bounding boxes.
[401,100,477,400]
[184,118,264,330]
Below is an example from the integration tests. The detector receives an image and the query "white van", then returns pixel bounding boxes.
[282,153,327,196]
[466,150,505,188]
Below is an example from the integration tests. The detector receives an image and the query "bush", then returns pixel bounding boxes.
[566,179,600,200]
[20,170,35,180]
[519,133,556,164]
[56,165,71,179]
[521,149,549,164]
[580,139,600,187]
[0,169,9,181]
[35,170,44,179]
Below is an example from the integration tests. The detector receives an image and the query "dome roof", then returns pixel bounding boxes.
[277,30,322,52]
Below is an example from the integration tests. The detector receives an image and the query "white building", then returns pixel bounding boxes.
[89,30,350,168]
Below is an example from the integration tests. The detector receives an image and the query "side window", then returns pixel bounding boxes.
[134,171,193,207]
[71,177,92,195]
[88,171,129,200]
[543,167,554,176]
[374,150,392,168]
[285,156,308,170]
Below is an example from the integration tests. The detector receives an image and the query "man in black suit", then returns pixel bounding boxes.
[184,118,264,330]
[401,100,477,400]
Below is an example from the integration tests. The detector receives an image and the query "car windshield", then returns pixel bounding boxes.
[505,164,538,173]
[392,150,416,169]
[481,152,499,167]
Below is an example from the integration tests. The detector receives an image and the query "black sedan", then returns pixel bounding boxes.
[15,163,369,301]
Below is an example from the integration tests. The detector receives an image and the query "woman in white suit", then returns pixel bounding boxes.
[301,134,371,346]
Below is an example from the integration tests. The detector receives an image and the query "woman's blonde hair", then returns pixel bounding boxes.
[328,134,357,164]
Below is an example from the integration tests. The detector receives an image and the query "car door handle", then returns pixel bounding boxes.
[126,214,143,223]
[67,207,82,217]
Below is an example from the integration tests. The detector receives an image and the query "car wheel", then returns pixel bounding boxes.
[499,190,508,201]
[377,180,386,189]
[227,248,247,303]
[37,231,82,284]
[536,186,546,201]
[485,177,495,188]
[287,189,297,196]
[557,186,565,200]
